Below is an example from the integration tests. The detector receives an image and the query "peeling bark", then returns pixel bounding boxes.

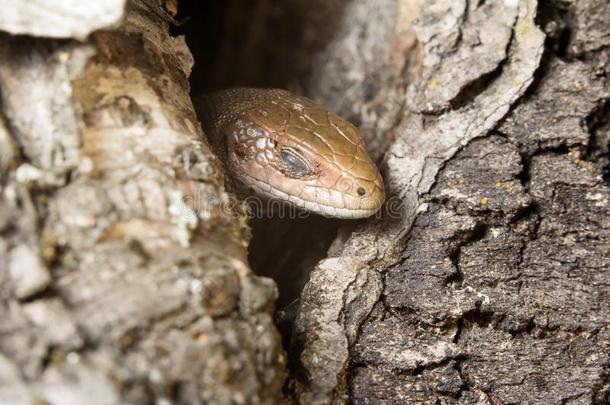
[0,0,608,404]
[0,1,284,404]
[287,0,610,404]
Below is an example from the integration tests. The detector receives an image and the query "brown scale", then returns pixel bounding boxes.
[196,88,384,218]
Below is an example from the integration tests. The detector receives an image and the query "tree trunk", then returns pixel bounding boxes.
[0,0,608,404]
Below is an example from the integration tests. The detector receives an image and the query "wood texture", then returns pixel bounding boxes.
[0,0,608,404]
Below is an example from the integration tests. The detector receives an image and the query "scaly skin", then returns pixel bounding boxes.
[198,88,384,218]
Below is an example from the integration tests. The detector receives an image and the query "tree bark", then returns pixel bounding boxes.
[288,0,610,404]
[0,0,608,404]
[0,1,284,404]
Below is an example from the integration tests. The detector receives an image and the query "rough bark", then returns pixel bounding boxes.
[288,0,610,404]
[0,0,608,405]
[0,1,284,404]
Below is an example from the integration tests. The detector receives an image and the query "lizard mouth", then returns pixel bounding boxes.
[241,173,384,219]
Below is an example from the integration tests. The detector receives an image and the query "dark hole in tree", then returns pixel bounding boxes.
[175,1,352,309]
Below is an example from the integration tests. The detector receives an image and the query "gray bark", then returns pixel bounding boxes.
[286,0,610,404]
[0,0,608,404]
[0,1,284,404]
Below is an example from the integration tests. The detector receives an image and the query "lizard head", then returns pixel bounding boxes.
[222,93,385,219]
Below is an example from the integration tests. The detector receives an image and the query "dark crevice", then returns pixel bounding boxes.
[584,98,610,185]
[554,26,572,58]
[536,0,574,60]
[517,144,572,188]
[514,204,541,272]
[462,309,496,329]
[506,317,536,338]
[38,345,61,375]
[452,317,464,344]
[175,1,353,311]
[411,364,425,376]
[446,223,488,287]
[447,5,517,112]
[453,360,470,399]
[446,249,464,286]
[509,202,540,228]
[17,287,58,305]
[449,66,505,111]
[248,215,344,308]
[493,16,565,126]
[515,151,533,187]
[392,356,469,378]
[176,1,352,94]
[585,98,610,155]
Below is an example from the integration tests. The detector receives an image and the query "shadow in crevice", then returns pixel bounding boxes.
[176,0,352,94]
[175,0,354,308]
[248,214,344,308]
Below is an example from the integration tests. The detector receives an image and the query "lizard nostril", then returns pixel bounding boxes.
[357,187,366,196]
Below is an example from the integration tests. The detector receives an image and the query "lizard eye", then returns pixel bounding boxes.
[278,148,313,178]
